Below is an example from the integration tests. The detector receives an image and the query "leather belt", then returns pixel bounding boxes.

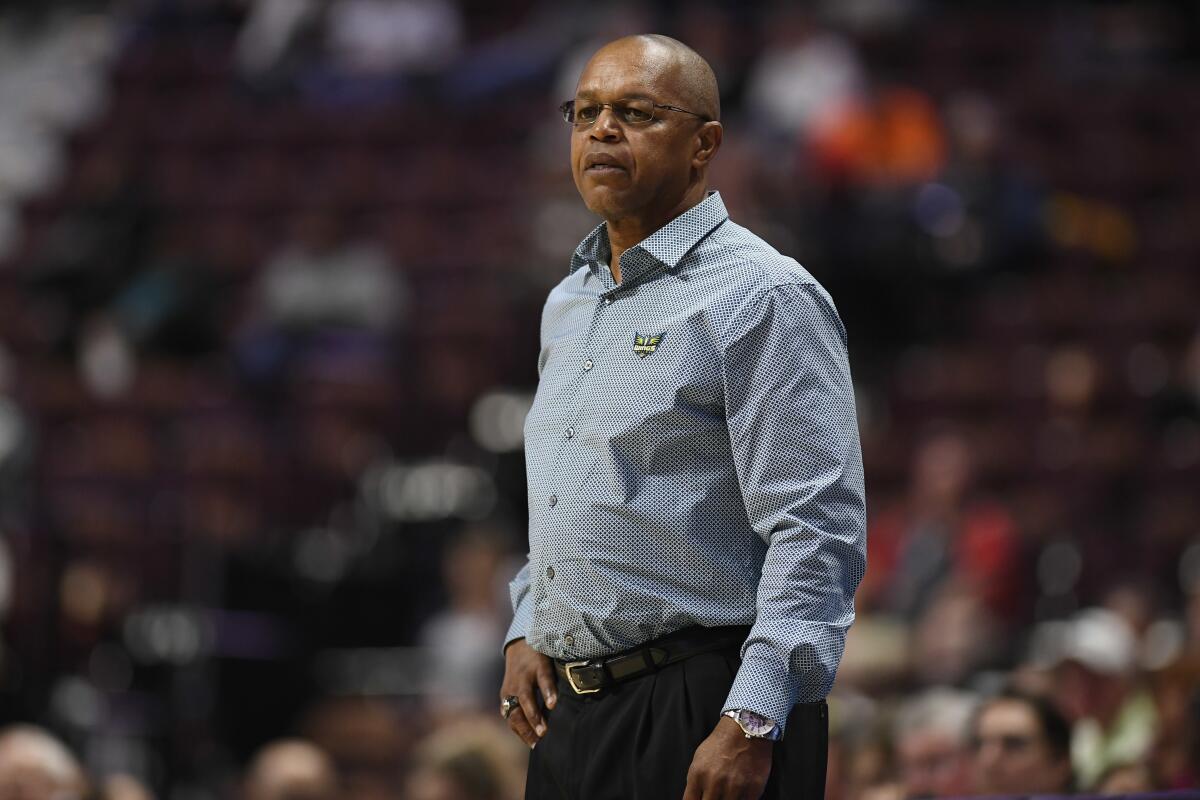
[553,625,751,696]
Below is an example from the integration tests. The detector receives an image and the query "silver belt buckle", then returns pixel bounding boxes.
[563,660,602,694]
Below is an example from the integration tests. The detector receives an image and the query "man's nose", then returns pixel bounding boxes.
[975,742,1002,770]
[589,107,623,140]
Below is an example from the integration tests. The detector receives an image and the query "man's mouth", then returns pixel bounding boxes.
[584,154,628,173]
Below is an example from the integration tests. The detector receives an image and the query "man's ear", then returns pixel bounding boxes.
[693,121,723,169]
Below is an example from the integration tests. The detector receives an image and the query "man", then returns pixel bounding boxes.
[0,725,90,800]
[970,690,1075,796]
[892,688,977,800]
[242,739,339,800]
[1050,607,1156,789]
[500,34,866,799]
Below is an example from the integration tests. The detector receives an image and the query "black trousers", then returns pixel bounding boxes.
[525,632,828,800]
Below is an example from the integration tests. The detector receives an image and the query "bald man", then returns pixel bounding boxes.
[0,725,89,800]
[500,34,866,799]
[242,740,338,800]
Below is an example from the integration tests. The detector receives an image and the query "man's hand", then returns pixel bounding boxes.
[682,716,773,800]
[500,638,557,748]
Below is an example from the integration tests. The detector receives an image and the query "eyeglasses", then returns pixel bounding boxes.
[970,733,1037,754]
[560,98,710,127]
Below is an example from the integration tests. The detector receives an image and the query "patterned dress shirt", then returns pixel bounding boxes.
[505,191,867,733]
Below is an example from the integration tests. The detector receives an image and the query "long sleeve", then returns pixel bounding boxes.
[718,282,867,734]
[502,558,535,655]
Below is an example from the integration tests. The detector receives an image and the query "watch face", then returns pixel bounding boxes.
[739,712,774,736]
[727,710,778,738]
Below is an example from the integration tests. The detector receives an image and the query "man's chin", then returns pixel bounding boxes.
[580,187,634,219]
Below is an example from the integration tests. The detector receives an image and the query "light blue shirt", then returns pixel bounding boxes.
[505,191,867,733]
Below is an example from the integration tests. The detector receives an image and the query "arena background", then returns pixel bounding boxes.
[0,0,1197,798]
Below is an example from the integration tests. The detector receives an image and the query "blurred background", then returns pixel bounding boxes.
[0,0,1197,798]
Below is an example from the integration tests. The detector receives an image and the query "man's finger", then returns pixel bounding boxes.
[518,686,546,737]
[682,768,703,800]
[536,663,558,709]
[506,707,539,748]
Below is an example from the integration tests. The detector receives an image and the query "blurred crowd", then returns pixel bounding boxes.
[0,0,1198,798]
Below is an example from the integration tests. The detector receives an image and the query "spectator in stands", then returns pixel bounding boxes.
[28,148,156,358]
[403,719,524,800]
[419,524,511,713]
[101,773,156,800]
[239,207,407,388]
[288,0,463,104]
[255,208,405,334]
[1095,761,1155,795]
[235,0,325,91]
[862,428,1023,625]
[969,689,1075,796]
[807,84,945,188]
[324,0,462,76]
[0,725,89,800]
[108,224,221,359]
[242,739,339,800]
[742,9,864,139]
[298,697,409,800]
[1153,325,1200,430]
[1147,652,1200,789]
[909,579,1000,687]
[834,726,900,800]
[933,91,1044,273]
[1051,608,1158,789]
[892,688,977,799]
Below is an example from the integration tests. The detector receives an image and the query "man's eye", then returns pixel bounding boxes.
[576,105,601,121]
[622,106,653,123]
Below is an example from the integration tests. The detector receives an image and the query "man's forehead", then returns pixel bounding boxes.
[576,45,677,98]
[981,702,1038,728]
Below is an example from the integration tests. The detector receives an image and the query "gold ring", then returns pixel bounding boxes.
[500,695,520,719]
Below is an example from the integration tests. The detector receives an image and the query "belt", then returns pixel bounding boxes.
[553,625,751,696]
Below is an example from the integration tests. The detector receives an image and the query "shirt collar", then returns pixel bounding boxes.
[569,191,730,282]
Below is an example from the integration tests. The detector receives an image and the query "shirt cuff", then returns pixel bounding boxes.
[722,649,801,737]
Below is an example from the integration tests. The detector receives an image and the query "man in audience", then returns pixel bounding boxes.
[1053,608,1157,789]
[243,739,339,800]
[970,689,1075,796]
[101,773,156,800]
[892,688,976,799]
[0,725,89,800]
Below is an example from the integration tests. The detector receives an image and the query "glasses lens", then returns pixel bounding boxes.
[1000,735,1033,752]
[574,103,602,124]
[971,734,1035,753]
[617,99,655,125]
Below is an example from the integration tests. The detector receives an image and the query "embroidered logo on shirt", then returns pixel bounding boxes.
[632,332,666,359]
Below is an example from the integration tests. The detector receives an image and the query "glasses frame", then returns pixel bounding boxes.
[560,98,711,127]
[970,733,1039,754]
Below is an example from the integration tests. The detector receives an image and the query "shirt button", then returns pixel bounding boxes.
[563,634,574,647]
[604,297,613,305]
[583,359,593,371]
[548,494,557,508]
[547,566,555,579]
[565,427,574,439]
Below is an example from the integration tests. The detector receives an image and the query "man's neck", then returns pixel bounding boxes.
[605,185,707,283]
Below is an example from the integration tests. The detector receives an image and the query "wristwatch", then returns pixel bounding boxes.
[722,709,781,741]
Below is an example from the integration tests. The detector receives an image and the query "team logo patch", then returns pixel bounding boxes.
[632,331,666,359]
